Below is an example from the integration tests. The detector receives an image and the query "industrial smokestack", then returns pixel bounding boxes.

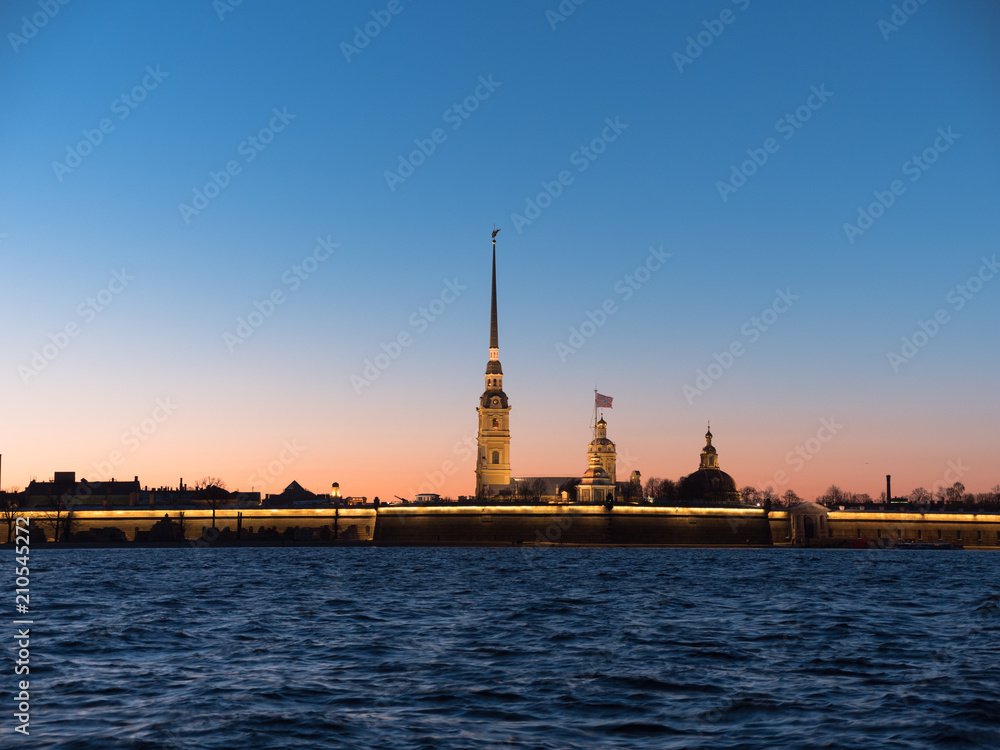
[886,474,891,503]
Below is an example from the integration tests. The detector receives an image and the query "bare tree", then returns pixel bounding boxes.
[781,489,803,507]
[817,484,846,505]
[529,478,548,501]
[741,486,760,505]
[194,478,231,529]
[43,496,76,543]
[660,478,678,503]
[559,478,581,502]
[618,479,640,503]
[1,492,23,543]
[195,477,228,491]
[945,482,965,505]
[644,477,664,501]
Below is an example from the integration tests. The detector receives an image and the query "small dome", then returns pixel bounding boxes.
[580,454,613,486]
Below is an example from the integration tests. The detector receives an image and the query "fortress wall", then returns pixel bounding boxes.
[768,512,793,545]
[827,511,1000,547]
[373,505,774,546]
[16,508,377,542]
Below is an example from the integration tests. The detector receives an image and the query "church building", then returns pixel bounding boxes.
[677,426,742,506]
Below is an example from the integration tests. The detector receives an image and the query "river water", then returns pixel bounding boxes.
[12,547,1000,749]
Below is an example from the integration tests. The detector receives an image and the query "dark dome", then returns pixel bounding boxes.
[677,468,741,506]
[486,360,503,374]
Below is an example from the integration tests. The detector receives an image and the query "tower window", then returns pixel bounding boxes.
[492,418,499,430]
[492,451,500,465]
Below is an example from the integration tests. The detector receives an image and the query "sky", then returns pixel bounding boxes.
[1,0,998,502]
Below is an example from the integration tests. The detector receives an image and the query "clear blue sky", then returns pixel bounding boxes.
[1,0,998,499]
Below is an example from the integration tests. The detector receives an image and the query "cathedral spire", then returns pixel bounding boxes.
[490,227,500,354]
[476,226,511,498]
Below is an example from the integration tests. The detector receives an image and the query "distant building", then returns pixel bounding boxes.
[414,493,441,503]
[23,472,140,508]
[263,480,317,507]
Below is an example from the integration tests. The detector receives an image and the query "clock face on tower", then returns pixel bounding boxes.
[492,398,499,406]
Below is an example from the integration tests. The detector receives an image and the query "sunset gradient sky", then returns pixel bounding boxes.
[2,0,998,501]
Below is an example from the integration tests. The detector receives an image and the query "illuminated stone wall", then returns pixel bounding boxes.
[374,505,774,546]
[18,508,377,543]
[769,509,1000,548]
[827,511,1000,547]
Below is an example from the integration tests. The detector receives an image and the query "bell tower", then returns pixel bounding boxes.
[700,424,720,470]
[588,416,617,483]
[475,228,511,497]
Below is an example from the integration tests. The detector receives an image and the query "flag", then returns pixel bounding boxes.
[595,393,613,409]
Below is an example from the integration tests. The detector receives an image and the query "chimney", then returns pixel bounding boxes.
[886,474,891,503]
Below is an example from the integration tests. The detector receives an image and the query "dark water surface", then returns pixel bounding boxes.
[11,547,1000,749]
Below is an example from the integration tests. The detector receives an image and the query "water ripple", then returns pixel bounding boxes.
[10,547,1000,749]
